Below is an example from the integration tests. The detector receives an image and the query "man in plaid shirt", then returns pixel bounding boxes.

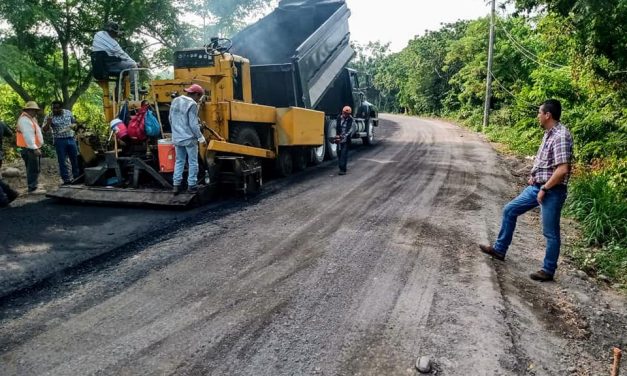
[480,99,574,282]
[43,101,80,184]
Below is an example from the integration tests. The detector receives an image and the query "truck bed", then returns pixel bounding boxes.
[230,0,354,110]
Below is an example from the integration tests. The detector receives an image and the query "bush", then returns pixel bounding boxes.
[564,159,627,286]
[566,159,627,247]
[484,107,541,155]
[568,243,627,287]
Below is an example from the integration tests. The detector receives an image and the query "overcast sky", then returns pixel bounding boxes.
[345,0,492,52]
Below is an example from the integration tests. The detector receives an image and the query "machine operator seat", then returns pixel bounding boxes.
[90,51,124,80]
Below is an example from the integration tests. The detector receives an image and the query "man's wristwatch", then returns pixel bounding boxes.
[540,185,549,192]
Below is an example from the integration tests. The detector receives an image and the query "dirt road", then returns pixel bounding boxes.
[1,114,625,375]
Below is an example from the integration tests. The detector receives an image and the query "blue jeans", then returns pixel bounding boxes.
[54,137,80,182]
[493,184,567,275]
[173,142,198,187]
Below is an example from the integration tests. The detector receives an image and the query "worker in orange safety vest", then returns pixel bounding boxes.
[16,101,45,194]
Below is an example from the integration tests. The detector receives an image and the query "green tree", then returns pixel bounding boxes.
[0,0,185,109]
[183,0,275,43]
[350,41,392,111]
[512,0,627,84]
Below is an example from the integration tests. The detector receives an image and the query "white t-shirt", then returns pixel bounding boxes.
[92,31,136,64]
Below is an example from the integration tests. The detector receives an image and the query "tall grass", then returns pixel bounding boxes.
[566,161,627,246]
[564,159,627,285]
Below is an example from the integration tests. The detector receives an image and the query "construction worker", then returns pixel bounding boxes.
[169,84,206,194]
[92,21,138,93]
[16,101,46,194]
[480,99,573,282]
[43,101,80,184]
[335,105,354,175]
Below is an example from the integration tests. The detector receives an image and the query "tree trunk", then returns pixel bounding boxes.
[61,3,71,106]
[67,73,94,110]
[0,70,32,103]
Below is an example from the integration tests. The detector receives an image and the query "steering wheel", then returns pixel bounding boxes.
[205,37,232,56]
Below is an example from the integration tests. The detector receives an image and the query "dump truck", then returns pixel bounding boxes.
[47,0,377,208]
[230,0,378,165]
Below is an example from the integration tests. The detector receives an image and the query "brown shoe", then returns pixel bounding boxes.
[529,270,554,282]
[479,244,505,261]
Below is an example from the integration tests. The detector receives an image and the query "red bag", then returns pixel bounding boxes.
[127,104,148,141]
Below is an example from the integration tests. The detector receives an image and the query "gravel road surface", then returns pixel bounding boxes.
[1,114,625,375]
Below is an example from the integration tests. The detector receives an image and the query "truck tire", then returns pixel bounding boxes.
[293,148,307,171]
[276,148,293,177]
[324,119,337,160]
[311,143,325,165]
[362,118,375,146]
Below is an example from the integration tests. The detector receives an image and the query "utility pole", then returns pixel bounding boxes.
[482,0,496,130]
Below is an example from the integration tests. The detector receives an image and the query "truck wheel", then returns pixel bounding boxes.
[311,143,325,165]
[276,149,293,177]
[324,119,337,160]
[362,118,375,146]
[293,148,307,171]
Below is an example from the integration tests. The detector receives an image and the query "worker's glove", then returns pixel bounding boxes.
[198,135,207,144]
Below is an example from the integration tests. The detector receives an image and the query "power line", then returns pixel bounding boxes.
[495,18,569,69]
[495,6,627,78]
[489,70,538,109]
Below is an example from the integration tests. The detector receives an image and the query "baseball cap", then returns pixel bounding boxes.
[184,84,205,95]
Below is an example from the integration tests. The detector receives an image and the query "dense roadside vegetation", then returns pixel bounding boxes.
[351,1,626,286]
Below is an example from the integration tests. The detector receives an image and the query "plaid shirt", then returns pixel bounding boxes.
[44,109,75,139]
[531,123,574,185]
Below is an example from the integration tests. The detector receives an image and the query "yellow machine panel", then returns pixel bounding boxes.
[151,80,197,103]
[230,101,276,124]
[276,107,324,146]
[207,140,276,159]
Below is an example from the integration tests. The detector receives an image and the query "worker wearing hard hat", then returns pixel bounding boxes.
[16,101,46,194]
[335,105,354,175]
[169,84,206,194]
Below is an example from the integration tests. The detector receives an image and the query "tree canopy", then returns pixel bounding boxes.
[0,0,186,109]
[512,0,627,84]
[183,0,274,42]
[0,0,273,110]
